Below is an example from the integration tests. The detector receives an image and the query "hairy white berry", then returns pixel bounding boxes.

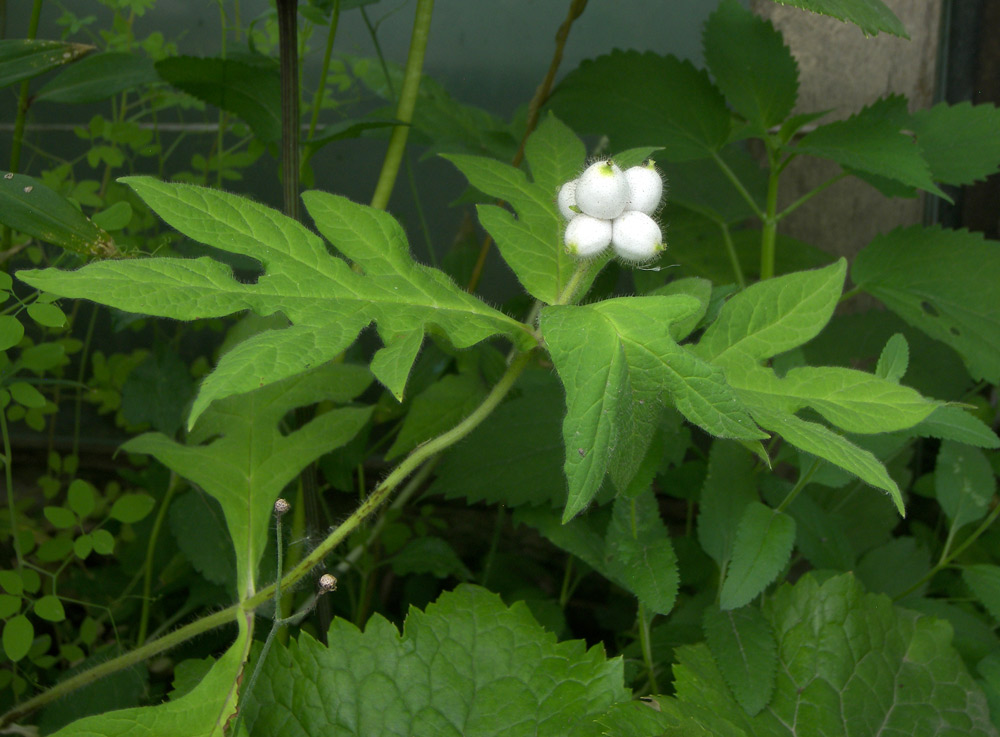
[574,161,630,220]
[557,179,579,220]
[612,211,664,263]
[624,162,663,215]
[564,214,613,258]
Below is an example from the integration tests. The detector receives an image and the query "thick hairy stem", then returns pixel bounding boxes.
[369,0,434,211]
[0,349,534,727]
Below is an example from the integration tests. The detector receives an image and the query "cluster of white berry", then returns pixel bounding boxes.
[558,160,665,264]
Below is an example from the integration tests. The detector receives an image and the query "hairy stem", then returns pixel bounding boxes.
[369,0,434,211]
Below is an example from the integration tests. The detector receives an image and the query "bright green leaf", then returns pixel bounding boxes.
[2,615,33,662]
[91,529,115,555]
[852,225,1000,383]
[26,301,67,328]
[875,333,908,381]
[369,328,423,402]
[0,316,24,351]
[36,51,157,103]
[0,39,93,88]
[702,606,777,715]
[109,493,155,524]
[34,595,65,622]
[242,586,628,737]
[19,341,66,372]
[91,201,133,231]
[935,440,995,531]
[67,479,97,519]
[906,405,1000,449]
[909,101,1000,186]
[648,277,712,341]
[769,0,907,37]
[703,0,798,131]
[0,594,20,619]
[720,502,795,610]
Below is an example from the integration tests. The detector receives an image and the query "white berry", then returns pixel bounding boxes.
[612,211,663,263]
[557,179,578,220]
[574,161,630,220]
[624,162,663,216]
[565,214,612,258]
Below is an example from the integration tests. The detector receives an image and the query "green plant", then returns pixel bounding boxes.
[1,0,1000,735]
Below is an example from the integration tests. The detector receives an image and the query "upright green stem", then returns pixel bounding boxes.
[369,0,434,211]
[718,222,746,290]
[637,603,659,694]
[305,0,341,150]
[0,408,21,569]
[774,458,820,515]
[759,150,781,281]
[136,473,180,646]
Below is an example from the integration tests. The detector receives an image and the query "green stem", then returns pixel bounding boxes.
[718,221,746,290]
[637,603,659,694]
[555,260,592,306]
[0,405,21,569]
[709,150,764,221]
[369,0,434,211]
[558,556,574,609]
[0,349,534,727]
[759,157,781,281]
[774,458,820,515]
[136,472,180,646]
[305,0,341,152]
[776,170,848,222]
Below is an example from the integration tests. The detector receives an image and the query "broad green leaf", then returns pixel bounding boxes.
[34,595,65,622]
[665,575,998,737]
[123,364,372,596]
[697,440,759,567]
[548,50,731,160]
[2,615,33,662]
[27,301,66,328]
[963,565,1000,624]
[444,115,585,304]
[702,606,777,715]
[696,260,846,368]
[155,55,281,144]
[370,328,423,402]
[9,381,45,408]
[909,101,1000,185]
[67,479,96,519]
[109,493,155,524]
[169,490,236,592]
[19,177,530,428]
[720,502,795,610]
[243,585,629,737]
[385,373,485,461]
[703,0,798,132]
[935,440,995,531]
[875,332,908,381]
[91,529,114,555]
[796,96,946,198]
[0,172,116,257]
[432,371,566,508]
[0,316,24,351]
[852,225,1000,383]
[91,201,133,231]
[543,296,764,521]
[855,536,931,601]
[766,0,908,37]
[648,277,712,341]
[0,40,93,88]
[49,613,251,737]
[604,491,679,616]
[35,51,157,104]
[906,405,1000,449]
[751,407,903,514]
[73,534,93,560]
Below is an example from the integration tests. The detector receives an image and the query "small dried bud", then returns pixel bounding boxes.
[273,498,291,517]
[318,574,338,593]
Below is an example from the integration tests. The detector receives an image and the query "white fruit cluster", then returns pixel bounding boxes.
[559,160,664,264]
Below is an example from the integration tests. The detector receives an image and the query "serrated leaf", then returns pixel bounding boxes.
[243,585,628,737]
[702,606,777,715]
[549,50,731,160]
[797,96,946,198]
[906,405,1000,449]
[935,440,995,531]
[370,328,423,401]
[125,366,371,596]
[543,296,764,521]
[3,615,33,662]
[0,39,93,88]
[876,332,908,381]
[169,490,236,592]
[18,177,530,428]
[767,0,908,37]
[67,479,97,519]
[443,115,585,304]
[49,614,251,737]
[720,502,795,610]
[909,101,1000,185]
[34,595,65,622]
[109,493,155,524]
[751,406,903,514]
[0,315,24,351]
[385,373,485,461]
[36,51,157,103]
[963,565,1000,624]
[697,440,759,567]
[155,55,280,144]
[703,0,798,132]
[432,371,566,508]
[604,491,679,616]
[666,575,998,737]
[852,225,1000,383]
[696,259,845,368]
[0,171,116,257]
